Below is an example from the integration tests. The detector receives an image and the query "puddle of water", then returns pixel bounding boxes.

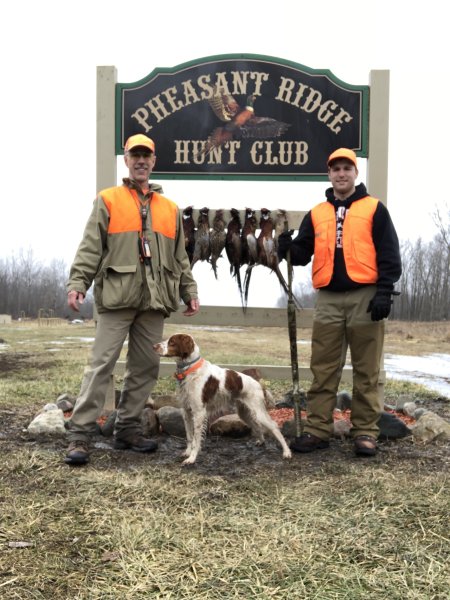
[384,353,450,397]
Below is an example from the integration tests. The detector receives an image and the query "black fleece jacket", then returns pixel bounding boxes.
[288,183,402,292]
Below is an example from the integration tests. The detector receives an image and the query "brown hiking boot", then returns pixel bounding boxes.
[354,435,377,457]
[290,433,330,453]
[65,440,90,465]
[113,434,158,453]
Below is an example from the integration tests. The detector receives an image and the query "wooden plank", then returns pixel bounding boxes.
[113,360,385,384]
[166,306,314,328]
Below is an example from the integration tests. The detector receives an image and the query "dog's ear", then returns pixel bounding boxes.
[178,334,195,358]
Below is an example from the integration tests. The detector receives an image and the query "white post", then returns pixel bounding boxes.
[96,66,117,193]
[367,70,390,207]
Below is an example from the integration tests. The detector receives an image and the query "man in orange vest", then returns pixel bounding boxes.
[65,134,200,465]
[278,148,401,456]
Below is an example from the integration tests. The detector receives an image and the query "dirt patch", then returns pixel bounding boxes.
[0,352,55,376]
[2,395,449,479]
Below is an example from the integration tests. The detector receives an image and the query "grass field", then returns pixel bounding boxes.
[0,321,449,599]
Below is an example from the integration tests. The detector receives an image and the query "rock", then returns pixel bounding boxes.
[149,394,182,410]
[209,414,250,438]
[333,419,352,439]
[276,390,307,409]
[56,394,75,412]
[413,408,428,419]
[141,406,159,437]
[27,405,66,436]
[394,394,413,411]
[412,412,450,444]
[281,418,307,438]
[157,406,186,437]
[377,412,412,440]
[402,402,417,417]
[336,390,352,410]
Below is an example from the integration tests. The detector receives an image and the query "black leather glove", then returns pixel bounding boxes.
[277,230,294,261]
[367,291,393,321]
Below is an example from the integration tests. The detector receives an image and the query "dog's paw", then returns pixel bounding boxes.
[283,449,293,459]
[181,456,196,466]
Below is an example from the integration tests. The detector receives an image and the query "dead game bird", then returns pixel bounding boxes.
[225,208,244,307]
[191,207,211,269]
[251,208,300,307]
[210,209,227,279]
[182,206,196,264]
[241,208,258,267]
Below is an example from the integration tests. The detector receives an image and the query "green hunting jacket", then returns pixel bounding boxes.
[67,180,198,316]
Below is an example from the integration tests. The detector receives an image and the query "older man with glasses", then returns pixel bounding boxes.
[65,134,200,465]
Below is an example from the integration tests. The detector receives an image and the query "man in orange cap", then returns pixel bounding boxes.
[65,134,200,465]
[278,148,401,457]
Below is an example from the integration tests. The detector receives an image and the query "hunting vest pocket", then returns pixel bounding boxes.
[101,265,142,309]
[159,265,181,312]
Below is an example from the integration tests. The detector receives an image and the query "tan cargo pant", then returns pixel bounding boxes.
[304,286,385,441]
[67,308,164,443]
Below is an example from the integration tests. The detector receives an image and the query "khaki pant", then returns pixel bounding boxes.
[304,286,385,440]
[67,308,164,443]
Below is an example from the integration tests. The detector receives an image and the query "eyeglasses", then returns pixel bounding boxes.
[128,150,153,159]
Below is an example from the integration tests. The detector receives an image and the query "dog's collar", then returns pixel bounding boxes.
[174,357,205,381]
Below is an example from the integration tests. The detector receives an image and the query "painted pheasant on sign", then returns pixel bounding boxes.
[197,90,290,160]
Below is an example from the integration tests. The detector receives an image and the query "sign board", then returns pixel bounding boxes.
[116,54,369,181]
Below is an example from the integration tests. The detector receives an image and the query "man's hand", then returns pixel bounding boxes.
[183,298,200,317]
[367,291,393,321]
[68,291,85,312]
[277,230,294,261]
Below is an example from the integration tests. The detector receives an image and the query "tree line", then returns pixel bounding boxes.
[0,208,448,322]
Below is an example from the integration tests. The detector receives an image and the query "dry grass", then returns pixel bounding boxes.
[1,450,449,599]
[0,321,449,599]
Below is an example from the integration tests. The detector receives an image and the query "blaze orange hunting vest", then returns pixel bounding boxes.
[310,196,379,288]
[101,187,177,239]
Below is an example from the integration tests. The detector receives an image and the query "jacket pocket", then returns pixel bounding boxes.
[159,265,181,313]
[101,265,141,310]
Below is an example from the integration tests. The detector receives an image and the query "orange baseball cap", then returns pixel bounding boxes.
[327,148,358,168]
[124,134,155,154]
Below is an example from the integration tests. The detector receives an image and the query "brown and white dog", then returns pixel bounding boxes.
[153,333,292,465]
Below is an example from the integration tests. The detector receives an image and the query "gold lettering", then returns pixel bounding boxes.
[197,74,213,100]
[181,80,202,106]
[131,108,152,132]
[328,108,353,134]
[174,140,191,164]
[250,141,309,166]
[231,71,250,95]
[275,76,296,102]
[302,88,322,113]
[317,100,338,124]
[249,71,270,95]
[214,72,231,95]
[162,86,184,113]
[144,94,171,122]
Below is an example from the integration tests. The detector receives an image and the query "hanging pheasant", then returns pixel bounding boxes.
[191,207,211,270]
[244,208,301,308]
[182,206,196,264]
[209,209,227,279]
[198,91,290,159]
[225,208,244,308]
[241,208,259,308]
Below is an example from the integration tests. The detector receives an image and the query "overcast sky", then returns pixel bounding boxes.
[1,0,448,306]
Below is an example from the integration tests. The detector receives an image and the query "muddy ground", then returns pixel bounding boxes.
[1,401,449,480]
